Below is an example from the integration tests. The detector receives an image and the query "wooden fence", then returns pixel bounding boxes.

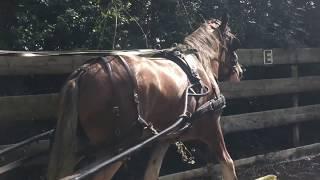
[0,48,320,178]
[0,48,320,74]
[1,48,320,133]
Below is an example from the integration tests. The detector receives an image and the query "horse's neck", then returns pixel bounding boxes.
[210,60,220,81]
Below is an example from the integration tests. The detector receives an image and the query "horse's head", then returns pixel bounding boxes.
[214,15,243,82]
[184,16,243,83]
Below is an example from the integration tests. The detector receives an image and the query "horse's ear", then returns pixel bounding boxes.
[219,12,229,32]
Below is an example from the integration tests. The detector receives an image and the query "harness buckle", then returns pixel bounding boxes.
[173,50,182,57]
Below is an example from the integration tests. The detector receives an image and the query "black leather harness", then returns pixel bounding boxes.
[153,49,226,134]
[157,50,202,86]
[75,50,226,136]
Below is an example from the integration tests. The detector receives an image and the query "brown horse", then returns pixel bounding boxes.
[47,16,243,180]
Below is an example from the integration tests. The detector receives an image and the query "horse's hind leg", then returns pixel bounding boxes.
[92,161,123,180]
[201,116,237,180]
[143,141,170,180]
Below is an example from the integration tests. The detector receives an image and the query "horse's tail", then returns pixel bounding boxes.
[47,77,80,180]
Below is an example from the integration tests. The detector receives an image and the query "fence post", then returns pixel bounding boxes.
[291,65,300,147]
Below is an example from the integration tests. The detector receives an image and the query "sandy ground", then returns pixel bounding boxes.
[236,155,320,180]
[1,155,320,180]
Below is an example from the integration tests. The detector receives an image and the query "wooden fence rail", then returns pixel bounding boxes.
[0,48,320,75]
[222,104,320,134]
[221,76,320,99]
[238,48,320,66]
[0,94,58,123]
[1,94,319,134]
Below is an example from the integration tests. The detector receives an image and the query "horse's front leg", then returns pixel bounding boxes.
[201,115,237,180]
[143,141,170,180]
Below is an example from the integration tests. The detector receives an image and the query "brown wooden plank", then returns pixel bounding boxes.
[220,76,320,99]
[0,56,91,75]
[238,48,320,66]
[0,49,160,75]
[0,140,49,177]
[0,48,320,75]
[0,94,59,123]
[1,94,319,136]
[0,140,49,166]
[221,104,320,134]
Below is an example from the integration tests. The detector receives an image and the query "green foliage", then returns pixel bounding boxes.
[0,0,319,50]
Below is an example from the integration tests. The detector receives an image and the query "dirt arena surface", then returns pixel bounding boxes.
[236,155,320,180]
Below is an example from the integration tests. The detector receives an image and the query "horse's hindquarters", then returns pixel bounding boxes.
[78,60,139,147]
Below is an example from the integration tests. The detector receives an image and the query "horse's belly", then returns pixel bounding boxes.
[140,83,190,131]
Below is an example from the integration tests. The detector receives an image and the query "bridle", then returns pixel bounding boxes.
[214,26,241,80]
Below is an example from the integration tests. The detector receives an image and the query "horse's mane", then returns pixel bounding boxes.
[182,19,230,76]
